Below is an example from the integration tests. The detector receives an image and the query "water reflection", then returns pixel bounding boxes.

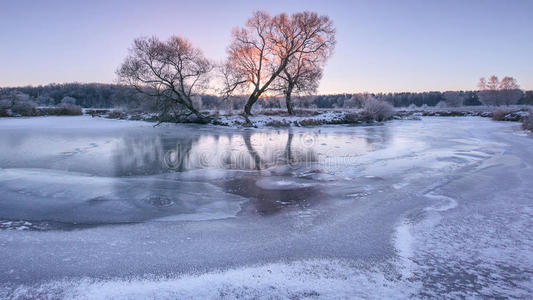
[0,122,391,225]
[111,130,324,175]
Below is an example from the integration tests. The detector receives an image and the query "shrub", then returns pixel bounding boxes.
[11,100,37,116]
[59,103,83,115]
[298,118,325,126]
[37,107,62,116]
[435,101,447,108]
[491,108,508,121]
[106,111,128,119]
[522,110,533,131]
[360,97,394,122]
[128,114,143,121]
[86,109,110,116]
[0,99,11,117]
[342,113,361,124]
[36,104,82,116]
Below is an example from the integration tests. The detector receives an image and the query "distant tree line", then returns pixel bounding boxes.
[2,83,532,113]
[0,83,151,108]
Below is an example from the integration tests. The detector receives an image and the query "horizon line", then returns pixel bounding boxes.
[2,81,531,95]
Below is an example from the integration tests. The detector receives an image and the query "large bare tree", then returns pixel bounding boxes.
[222,11,335,121]
[117,36,212,122]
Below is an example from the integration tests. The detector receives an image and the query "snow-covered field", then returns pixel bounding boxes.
[0,116,532,299]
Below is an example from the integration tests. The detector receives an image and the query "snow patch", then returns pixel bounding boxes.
[5,260,417,300]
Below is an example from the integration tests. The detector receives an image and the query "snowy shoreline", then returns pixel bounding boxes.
[68,105,533,129]
[1,105,531,129]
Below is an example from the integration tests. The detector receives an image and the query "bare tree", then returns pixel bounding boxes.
[477,75,523,106]
[275,24,335,115]
[477,76,499,106]
[274,52,325,114]
[499,76,523,105]
[219,61,245,116]
[222,11,335,121]
[117,36,212,122]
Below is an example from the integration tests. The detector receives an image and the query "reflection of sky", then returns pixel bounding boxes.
[1,0,532,92]
[0,124,391,176]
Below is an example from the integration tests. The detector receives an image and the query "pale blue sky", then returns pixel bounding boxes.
[1,0,532,92]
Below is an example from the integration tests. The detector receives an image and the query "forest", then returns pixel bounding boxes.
[2,82,532,111]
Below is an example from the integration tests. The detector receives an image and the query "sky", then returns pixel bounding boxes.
[1,0,532,93]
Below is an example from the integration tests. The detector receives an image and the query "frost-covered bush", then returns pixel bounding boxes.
[298,118,325,126]
[491,108,509,121]
[106,111,128,119]
[360,97,394,122]
[0,99,11,117]
[342,113,361,124]
[59,103,83,115]
[435,101,447,108]
[37,104,83,116]
[0,92,37,116]
[407,104,418,110]
[522,110,533,131]
[11,100,37,116]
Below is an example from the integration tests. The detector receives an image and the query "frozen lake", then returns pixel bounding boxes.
[1,116,532,298]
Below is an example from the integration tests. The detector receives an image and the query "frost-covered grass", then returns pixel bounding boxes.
[5,103,533,128]
[212,109,392,127]
[396,105,532,122]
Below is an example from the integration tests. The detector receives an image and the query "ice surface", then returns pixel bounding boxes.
[0,168,247,224]
[1,116,532,298]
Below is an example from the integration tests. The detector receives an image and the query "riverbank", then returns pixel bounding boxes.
[2,105,532,129]
[99,106,532,128]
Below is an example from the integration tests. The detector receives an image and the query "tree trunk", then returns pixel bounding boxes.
[177,96,210,123]
[285,83,295,115]
[244,93,259,116]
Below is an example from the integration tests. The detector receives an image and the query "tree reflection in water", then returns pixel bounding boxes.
[109,127,388,216]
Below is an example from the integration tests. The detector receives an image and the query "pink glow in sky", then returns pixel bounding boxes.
[1,0,532,93]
